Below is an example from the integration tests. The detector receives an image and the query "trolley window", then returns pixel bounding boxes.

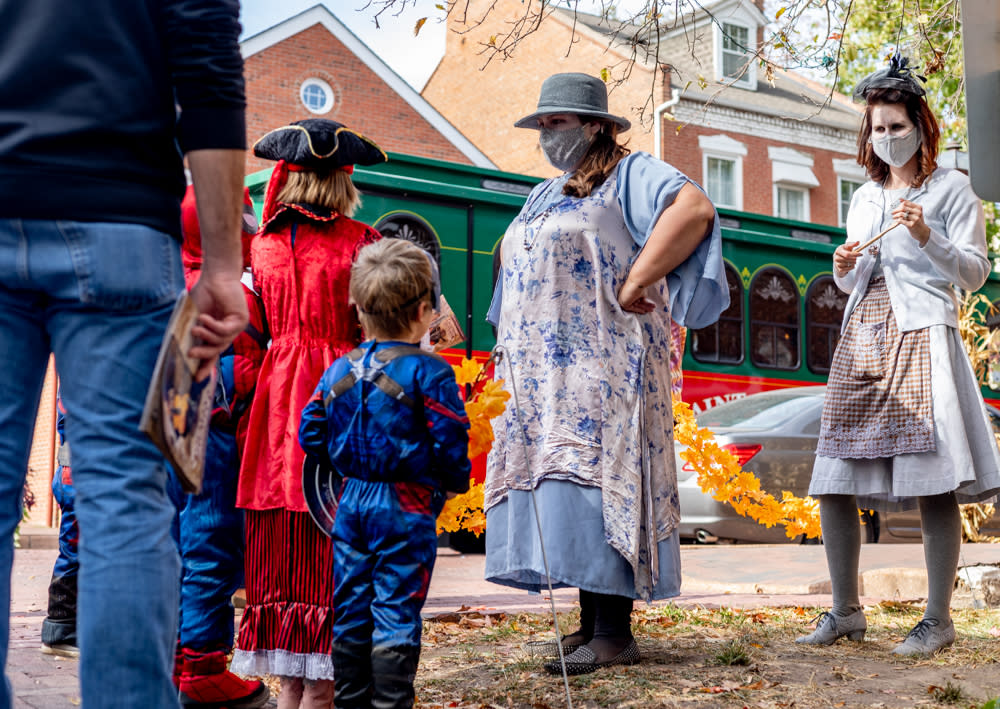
[690,264,743,364]
[806,276,847,374]
[749,267,799,370]
[373,213,441,266]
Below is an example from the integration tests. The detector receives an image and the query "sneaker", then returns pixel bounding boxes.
[892,618,956,656]
[41,642,79,659]
[795,609,867,645]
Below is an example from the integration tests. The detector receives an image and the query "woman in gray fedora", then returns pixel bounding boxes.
[484,72,728,675]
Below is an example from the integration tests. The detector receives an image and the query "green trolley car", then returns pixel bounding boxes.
[246,151,1000,417]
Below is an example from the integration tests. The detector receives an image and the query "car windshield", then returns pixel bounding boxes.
[697,389,824,429]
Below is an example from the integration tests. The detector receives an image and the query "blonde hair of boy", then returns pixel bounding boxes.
[276,168,361,216]
[351,239,434,339]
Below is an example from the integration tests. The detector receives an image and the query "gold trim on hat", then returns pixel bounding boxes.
[252,125,388,163]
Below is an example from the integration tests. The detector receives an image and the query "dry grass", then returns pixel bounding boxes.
[408,603,1000,709]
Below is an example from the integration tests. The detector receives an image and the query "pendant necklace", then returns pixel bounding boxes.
[869,183,914,257]
[521,176,568,252]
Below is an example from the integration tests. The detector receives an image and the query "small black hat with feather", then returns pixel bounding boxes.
[852,51,927,102]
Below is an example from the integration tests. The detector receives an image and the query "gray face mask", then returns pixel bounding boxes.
[871,128,920,168]
[539,125,594,172]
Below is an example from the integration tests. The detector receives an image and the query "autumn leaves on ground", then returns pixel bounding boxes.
[405,602,1000,708]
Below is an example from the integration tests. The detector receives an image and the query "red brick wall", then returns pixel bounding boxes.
[244,24,473,176]
[422,0,662,178]
[663,121,848,225]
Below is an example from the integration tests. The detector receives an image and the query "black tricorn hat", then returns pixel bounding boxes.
[852,51,927,102]
[252,119,387,168]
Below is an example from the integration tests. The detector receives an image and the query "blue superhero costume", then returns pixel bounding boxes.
[41,399,78,655]
[299,339,470,709]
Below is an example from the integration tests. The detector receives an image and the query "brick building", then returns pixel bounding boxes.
[239,4,494,177]
[21,5,498,528]
[422,0,864,228]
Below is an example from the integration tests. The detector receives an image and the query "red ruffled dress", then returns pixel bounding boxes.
[231,201,380,681]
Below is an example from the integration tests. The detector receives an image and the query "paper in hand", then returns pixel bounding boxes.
[139,291,215,494]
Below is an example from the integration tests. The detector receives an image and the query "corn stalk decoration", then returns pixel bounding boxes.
[957,291,1000,543]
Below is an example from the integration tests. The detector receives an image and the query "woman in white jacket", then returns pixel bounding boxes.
[797,54,1000,655]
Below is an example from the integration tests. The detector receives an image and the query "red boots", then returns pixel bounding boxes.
[177,648,270,709]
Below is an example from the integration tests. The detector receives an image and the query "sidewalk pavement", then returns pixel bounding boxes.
[7,527,1000,708]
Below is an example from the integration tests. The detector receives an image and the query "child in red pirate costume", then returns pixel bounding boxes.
[171,184,270,708]
[230,119,384,709]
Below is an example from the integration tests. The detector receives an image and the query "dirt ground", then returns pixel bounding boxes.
[409,602,1000,709]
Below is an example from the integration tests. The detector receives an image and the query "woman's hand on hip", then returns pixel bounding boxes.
[618,278,656,313]
[893,199,930,246]
[834,241,861,277]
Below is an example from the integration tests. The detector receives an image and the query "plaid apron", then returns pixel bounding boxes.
[816,276,934,458]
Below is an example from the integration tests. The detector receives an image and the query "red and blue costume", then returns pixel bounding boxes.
[299,339,470,709]
[40,397,78,656]
[168,184,270,709]
[231,181,380,684]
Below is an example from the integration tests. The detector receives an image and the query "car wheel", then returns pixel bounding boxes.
[448,529,486,554]
[799,533,823,545]
[861,510,880,543]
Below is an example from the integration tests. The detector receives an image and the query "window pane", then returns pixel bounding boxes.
[806,277,847,373]
[303,84,326,110]
[749,268,799,369]
[707,157,735,206]
[691,265,743,364]
[777,187,805,220]
[722,24,750,80]
[839,179,862,225]
[722,23,748,50]
[373,213,441,266]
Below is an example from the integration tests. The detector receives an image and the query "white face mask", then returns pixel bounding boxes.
[539,125,594,172]
[871,128,920,168]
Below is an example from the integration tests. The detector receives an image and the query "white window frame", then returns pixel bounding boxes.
[833,158,868,227]
[300,77,335,115]
[769,146,818,222]
[774,184,810,222]
[699,134,747,210]
[715,21,757,90]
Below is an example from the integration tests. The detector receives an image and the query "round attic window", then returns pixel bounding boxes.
[300,78,334,114]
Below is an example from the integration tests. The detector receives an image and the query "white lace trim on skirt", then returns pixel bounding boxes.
[230,648,334,681]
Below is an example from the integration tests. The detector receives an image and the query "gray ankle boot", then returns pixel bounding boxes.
[795,609,866,645]
[892,618,955,656]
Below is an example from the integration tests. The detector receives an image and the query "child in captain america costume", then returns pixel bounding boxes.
[40,396,78,658]
[168,184,270,709]
[299,238,470,709]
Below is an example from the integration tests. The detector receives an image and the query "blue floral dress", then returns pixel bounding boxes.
[484,152,728,601]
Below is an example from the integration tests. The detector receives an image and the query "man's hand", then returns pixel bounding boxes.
[186,148,250,378]
[188,273,248,378]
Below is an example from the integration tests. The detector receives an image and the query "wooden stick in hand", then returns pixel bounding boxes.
[854,221,901,253]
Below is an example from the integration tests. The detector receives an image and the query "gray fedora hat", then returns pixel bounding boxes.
[514,72,631,131]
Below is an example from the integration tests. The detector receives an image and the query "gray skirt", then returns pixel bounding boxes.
[811,324,1000,511]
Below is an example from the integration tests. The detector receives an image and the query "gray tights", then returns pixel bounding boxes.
[819,492,960,622]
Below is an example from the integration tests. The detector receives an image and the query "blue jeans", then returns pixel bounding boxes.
[0,219,184,708]
[167,427,245,651]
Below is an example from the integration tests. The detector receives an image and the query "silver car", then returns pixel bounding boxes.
[675,386,1000,544]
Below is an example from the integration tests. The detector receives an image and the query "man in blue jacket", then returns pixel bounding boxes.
[0,1,250,707]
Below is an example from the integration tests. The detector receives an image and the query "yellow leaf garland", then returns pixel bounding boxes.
[434,360,825,540]
[672,399,822,540]
[436,357,511,536]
